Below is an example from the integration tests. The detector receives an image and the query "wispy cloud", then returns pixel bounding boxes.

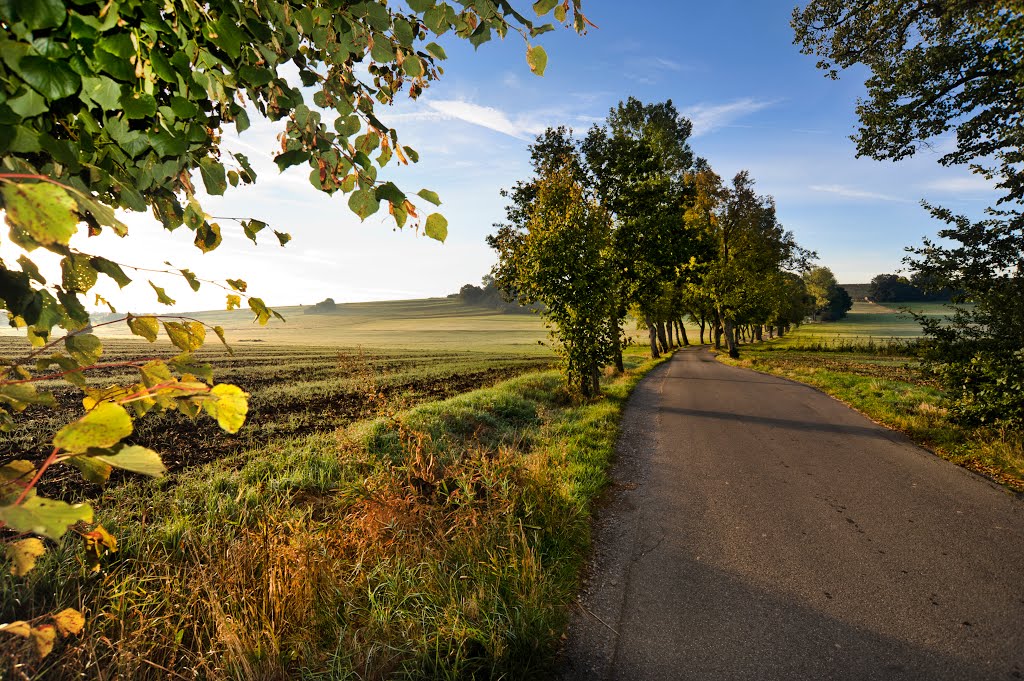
[426,99,547,140]
[682,98,776,136]
[920,176,995,194]
[810,184,913,203]
[630,56,691,72]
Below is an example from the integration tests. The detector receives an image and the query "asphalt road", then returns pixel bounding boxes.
[559,348,1024,680]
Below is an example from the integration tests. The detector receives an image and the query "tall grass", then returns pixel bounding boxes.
[1,349,664,679]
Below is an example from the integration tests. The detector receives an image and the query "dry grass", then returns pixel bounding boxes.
[1,348,665,680]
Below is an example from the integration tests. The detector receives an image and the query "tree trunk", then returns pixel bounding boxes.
[755,325,763,342]
[699,318,706,344]
[713,310,722,349]
[656,320,669,354]
[723,318,740,358]
[645,315,660,358]
[777,324,785,338]
[677,318,690,346]
[611,313,624,373]
[666,318,674,347]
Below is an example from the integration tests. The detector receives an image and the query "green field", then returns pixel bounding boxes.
[770,300,953,346]
[92,298,557,352]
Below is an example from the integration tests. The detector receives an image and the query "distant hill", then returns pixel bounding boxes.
[840,283,872,301]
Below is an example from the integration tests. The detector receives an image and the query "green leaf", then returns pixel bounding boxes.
[194,222,222,252]
[417,188,442,206]
[403,56,424,78]
[60,254,98,293]
[532,0,559,16]
[121,91,157,119]
[180,268,200,292]
[425,213,448,242]
[274,149,310,171]
[0,497,92,541]
[408,0,435,12]
[53,402,133,454]
[334,115,361,137]
[226,278,247,292]
[1,182,78,247]
[127,315,159,342]
[211,15,243,58]
[203,383,249,433]
[13,0,66,30]
[0,384,57,411]
[67,453,112,485]
[348,189,380,220]
[17,255,45,284]
[92,445,166,478]
[90,257,132,288]
[65,333,102,366]
[0,460,35,504]
[212,325,233,354]
[149,281,176,306]
[274,230,291,246]
[248,297,271,325]
[19,56,81,100]
[162,321,205,353]
[425,42,447,60]
[199,158,227,196]
[7,89,47,118]
[243,220,266,244]
[526,44,548,76]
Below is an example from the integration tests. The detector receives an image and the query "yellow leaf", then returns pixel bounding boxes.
[53,608,85,636]
[30,624,56,657]
[0,621,31,637]
[7,537,45,576]
[203,383,249,434]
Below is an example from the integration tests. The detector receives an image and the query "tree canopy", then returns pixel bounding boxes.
[793,0,1024,203]
[795,0,1024,428]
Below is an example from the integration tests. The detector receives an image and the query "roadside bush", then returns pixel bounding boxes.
[932,349,1024,429]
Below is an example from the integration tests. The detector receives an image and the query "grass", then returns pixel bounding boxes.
[1,336,667,679]
[719,340,1024,494]
[764,300,972,350]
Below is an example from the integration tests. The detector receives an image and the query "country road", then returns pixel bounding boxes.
[559,348,1024,680]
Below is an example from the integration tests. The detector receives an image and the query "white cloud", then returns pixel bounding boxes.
[426,99,548,140]
[682,98,776,136]
[919,175,995,194]
[810,184,913,203]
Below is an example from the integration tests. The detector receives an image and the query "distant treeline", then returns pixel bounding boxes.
[868,274,955,303]
[304,298,337,314]
[451,278,539,314]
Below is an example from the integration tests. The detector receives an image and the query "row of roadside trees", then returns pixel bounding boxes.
[489,98,846,396]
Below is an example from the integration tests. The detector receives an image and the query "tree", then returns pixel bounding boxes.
[582,98,700,361]
[0,0,590,633]
[907,206,1024,427]
[793,0,1024,203]
[794,0,1024,427]
[702,171,804,357]
[488,164,615,397]
[804,266,852,321]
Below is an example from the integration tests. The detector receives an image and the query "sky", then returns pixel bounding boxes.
[5,0,1003,313]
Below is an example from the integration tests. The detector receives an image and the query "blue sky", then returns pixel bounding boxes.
[5,1,1000,313]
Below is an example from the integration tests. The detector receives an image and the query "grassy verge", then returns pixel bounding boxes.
[1,348,665,680]
[717,345,1024,493]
